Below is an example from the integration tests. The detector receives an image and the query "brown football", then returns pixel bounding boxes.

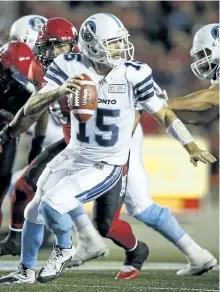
[68,73,98,123]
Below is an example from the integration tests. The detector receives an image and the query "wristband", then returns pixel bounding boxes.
[166,119,194,146]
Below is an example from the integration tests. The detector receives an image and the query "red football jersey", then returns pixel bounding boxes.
[28,57,46,89]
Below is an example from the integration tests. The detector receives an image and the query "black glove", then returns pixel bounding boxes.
[0,124,13,153]
[28,135,45,164]
[0,109,14,123]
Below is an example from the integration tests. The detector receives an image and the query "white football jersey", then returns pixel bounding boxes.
[41,53,163,165]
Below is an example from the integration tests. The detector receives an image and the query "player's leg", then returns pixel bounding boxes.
[0,172,35,257]
[38,143,108,264]
[125,124,186,242]
[36,161,122,283]
[0,156,70,285]
[93,170,149,280]
[68,204,108,267]
[0,156,111,284]
[0,138,17,226]
[0,138,67,256]
[126,123,217,276]
[0,143,107,273]
[0,189,46,284]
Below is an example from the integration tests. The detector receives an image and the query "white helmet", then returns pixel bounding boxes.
[190,23,220,80]
[10,15,48,50]
[78,13,134,68]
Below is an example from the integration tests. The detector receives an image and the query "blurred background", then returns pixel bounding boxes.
[0,1,219,263]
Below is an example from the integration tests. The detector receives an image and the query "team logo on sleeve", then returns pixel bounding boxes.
[81,21,96,42]
[29,17,46,32]
[108,84,126,93]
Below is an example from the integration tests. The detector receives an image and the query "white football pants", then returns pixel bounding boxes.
[24,147,122,224]
[124,123,153,216]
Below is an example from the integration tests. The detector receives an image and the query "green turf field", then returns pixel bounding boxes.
[0,270,218,292]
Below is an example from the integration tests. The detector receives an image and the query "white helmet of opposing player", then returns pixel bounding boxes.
[78,13,134,67]
[10,15,48,49]
[190,23,220,80]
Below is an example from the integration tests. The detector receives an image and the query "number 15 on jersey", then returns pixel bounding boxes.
[77,108,120,147]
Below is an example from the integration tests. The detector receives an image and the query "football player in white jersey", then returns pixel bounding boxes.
[0,17,108,266]
[167,24,219,123]
[71,23,220,276]
[10,15,47,49]
[0,14,216,284]
[155,23,219,275]
[0,14,148,283]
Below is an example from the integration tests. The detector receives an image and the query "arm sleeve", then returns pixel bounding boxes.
[44,55,69,86]
[129,64,164,113]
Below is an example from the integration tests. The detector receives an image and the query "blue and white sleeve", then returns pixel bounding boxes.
[134,74,154,102]
[44,55,69,86]
[131,65,164,113]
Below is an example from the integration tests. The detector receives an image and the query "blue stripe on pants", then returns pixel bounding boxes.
[76,165,122,203]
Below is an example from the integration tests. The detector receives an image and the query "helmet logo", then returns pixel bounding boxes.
[211,25,219,40]
[29,17,46,32]
[81,21,96,42]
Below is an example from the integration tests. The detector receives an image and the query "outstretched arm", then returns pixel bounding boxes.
[173,107,219,126]
[141,101,217,167]
[168,83,219,111]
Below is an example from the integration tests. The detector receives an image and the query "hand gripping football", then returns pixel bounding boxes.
[68,73,98,122]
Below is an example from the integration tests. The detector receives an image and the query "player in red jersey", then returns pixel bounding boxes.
[0,14,48,227]
[0,41,41,228]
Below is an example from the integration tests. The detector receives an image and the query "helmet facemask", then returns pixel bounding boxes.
[36,39,77,69]
[80,24,134,68]
[190,45,219,80]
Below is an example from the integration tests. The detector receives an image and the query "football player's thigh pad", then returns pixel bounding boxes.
[36,148,75,191]
[42,164,120,215]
